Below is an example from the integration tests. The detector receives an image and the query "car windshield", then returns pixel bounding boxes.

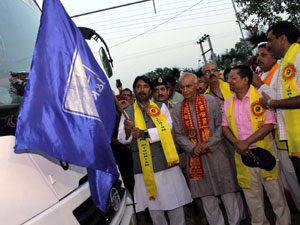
[0,0,40,105]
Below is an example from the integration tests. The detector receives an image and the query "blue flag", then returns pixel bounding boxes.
[14,0,118,211]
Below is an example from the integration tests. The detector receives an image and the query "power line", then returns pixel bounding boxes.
[114,30,241,63]
[85,5,232,30]
[79,2,230,27]
[94,8,231,34]
[75,0,195,21]
[73,0,227,24]
[116,42,194,63]
[102,19,236,41]
[71,0,153,18]
[92,24,238,60]
[118,40,194,58]
[110,0,205,48]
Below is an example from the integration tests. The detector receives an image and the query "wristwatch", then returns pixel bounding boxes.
[144,130,149,138]
[266,99,272,109]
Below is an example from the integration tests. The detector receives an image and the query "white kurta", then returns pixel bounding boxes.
[117,103,192,213]
[134,166,192,212]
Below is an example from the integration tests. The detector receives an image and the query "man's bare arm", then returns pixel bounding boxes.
[260,92,300,109]
[222,126,239,145]
[244,123,274,146]
[270,95,300,109]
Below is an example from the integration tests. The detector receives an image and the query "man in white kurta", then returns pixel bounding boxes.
[118,75,192,225]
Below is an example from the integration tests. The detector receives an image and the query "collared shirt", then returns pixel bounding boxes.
[222,89,277,148]
[275,52,300,140]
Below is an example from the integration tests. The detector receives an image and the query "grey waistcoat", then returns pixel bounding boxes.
[125,101,169,174]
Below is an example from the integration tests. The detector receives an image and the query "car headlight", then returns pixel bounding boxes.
[109,186,121,211]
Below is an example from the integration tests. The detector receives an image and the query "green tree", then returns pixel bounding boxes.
[143,67,183,81]
[181,67,196,73]
[143,67,173,81]
[216,38,254,69]
[235,0,300,32]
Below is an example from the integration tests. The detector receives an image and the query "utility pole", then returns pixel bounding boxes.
[231,0,245,40]
[71,0,154,18]
[197,37,207,64]
[197,34,217,66]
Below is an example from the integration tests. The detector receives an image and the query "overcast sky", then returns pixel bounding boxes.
[36,0,244,92]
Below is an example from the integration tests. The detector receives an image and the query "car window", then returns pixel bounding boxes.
[0,0,40,105]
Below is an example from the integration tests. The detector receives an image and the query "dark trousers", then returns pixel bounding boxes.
[291,157,300,186]
[286,140,300,186]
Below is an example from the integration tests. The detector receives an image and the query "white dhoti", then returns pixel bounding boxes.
[133,165,192,212]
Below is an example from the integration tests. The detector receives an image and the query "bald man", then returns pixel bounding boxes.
[172,72,240,225]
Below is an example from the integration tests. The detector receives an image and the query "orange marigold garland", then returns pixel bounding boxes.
[283,64,295,80]
[147,105,160,117]
[251,102,265,117]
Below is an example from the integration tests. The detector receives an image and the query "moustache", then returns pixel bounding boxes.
[209,74,217,79]
[138,92,146,96]
[258,60,263,65]
[158,94,165,98]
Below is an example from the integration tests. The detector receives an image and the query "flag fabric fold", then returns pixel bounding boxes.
[14,0,118,212]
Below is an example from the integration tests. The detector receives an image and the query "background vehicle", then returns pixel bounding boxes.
[0,0,135,224]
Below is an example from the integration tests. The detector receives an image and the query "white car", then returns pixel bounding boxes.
[0,0,136,224]
[0,135,136,225]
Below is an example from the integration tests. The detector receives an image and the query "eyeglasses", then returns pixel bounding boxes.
[227,76,241,81]
[203,68,219,76]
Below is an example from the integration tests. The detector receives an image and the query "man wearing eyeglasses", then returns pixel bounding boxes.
[202,64,233,108]
[222,65,290,225]
[202,63,248,222]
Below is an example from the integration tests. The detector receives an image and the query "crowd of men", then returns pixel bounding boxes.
[112,21,300,225]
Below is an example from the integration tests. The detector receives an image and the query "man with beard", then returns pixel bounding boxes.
[223,65,290,225]
[202,64,233,108]
[253,42,300,211]
[172,72,240,225]
[118,75,192,225]
[259,21,300,186]
[152,77,174,113]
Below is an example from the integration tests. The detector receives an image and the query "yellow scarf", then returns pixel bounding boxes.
[279,43,300,157]
[275,129,287,150]
[205,79,233,100]
[226,85,278,188]
[134,100,179,199]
